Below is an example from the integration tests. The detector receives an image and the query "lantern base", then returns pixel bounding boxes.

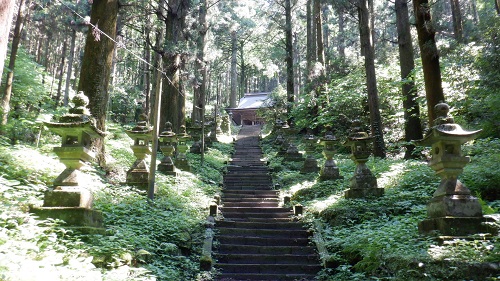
[427,194,483,218]
[418,216,497,236]
[345,187,384,199]
[43,187,93,208]
[175,159,191,172]
[300,158,320,174]
[319,160,343,181]
[31,206,104,233]
[284,151,304,162]
[126,170,149,189]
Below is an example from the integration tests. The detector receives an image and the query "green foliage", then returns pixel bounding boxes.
[292,67,367,136]
[0,123,233,280]
[449,16,500,138]
[0,47,56,144]
[462,138,500,201]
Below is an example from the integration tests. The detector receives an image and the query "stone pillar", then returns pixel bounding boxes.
[125,114,152,188]
[343,120,382,198]
[189,121,203,154]
[417,103,495,236]
[175,125,191,172]
[31,93,105,232]
[300,130,320,173]
[319,130,343,181]
[221,114,230,135]
[277,121,290,156]
[158,122,177,176]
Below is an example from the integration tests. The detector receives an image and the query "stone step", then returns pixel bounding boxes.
[216,253,319,264]
[222,201,279,207]
[216,244,317,255]
[216,235,310,246]
[223,186,274,191]
[217,227,310,238]
[216,220,304,230]
[216,273,316,280]
[222,190,279,197]
[216,263,321,275]
[222,212,292,219]
[221,207,291,213]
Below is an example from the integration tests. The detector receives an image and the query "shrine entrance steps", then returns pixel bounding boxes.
[214,125,321,281]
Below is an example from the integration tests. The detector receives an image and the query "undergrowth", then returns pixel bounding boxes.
[262,131,500,281]
[0,122,232,281]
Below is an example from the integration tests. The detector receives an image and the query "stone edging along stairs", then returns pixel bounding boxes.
[213,125,321,281]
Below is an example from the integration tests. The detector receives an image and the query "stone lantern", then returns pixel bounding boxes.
[189,120,203,154]
[417,103,495,236]
[277,121,290,156]
[158,122,177,176]
[31,93,105,230]
[300,130,320,173]
[319,129,343,181]
[175,125,191,172]
[274,119,285,146]
[343,120,382,198]
[125,114,152,188]
[221,114,230,135]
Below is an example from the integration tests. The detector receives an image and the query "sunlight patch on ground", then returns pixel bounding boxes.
[308,194,343,213]
[377,162,407,189]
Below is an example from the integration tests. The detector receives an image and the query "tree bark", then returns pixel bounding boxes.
[64,28,77,107]
[337,5,346,68]
[159,0,188,133]
[77,0,119,166]
[413,0,446,125]
[1,0,28,127]
[450,0,463,42]
[396,0,423,159]
[359,0,386,158]
[229,30,237,108]
[0,0,16,85]
[192,0,207,123]
[306,0,313,82]
[314,0,325,68]
[285,0,294,117]
[55,39,67,107]
[496,0,500,15]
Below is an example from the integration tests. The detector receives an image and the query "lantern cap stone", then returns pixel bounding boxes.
[159,121,176,138]
[177,125,191,139]
[44,92,105,138]
[418,103,481,146]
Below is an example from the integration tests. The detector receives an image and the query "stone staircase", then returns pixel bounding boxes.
[214,125,320,281]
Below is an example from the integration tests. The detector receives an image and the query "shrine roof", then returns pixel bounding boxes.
[235,92,271,110]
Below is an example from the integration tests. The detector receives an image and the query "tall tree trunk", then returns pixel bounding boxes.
[450,0,463,42]
[496,0,500,15]
[396,0,423,159]
[77,0,118,166]
[64,28,77,107]
[293,32,300,100]
[160,0,188,133]
[337,6,346,68]
[143,35,151,117]
[229,30,237,108]
[314,0,325,68]
[0,0,16,84]
[359,0,386,158]
[150,28,164,124]
[1,0,28,127]
[239,41,246,96]
[306,0,313,83]
[285,0,294,117]
[192,0,207,123]
[413,0,446,125]
[55,39,67,107]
